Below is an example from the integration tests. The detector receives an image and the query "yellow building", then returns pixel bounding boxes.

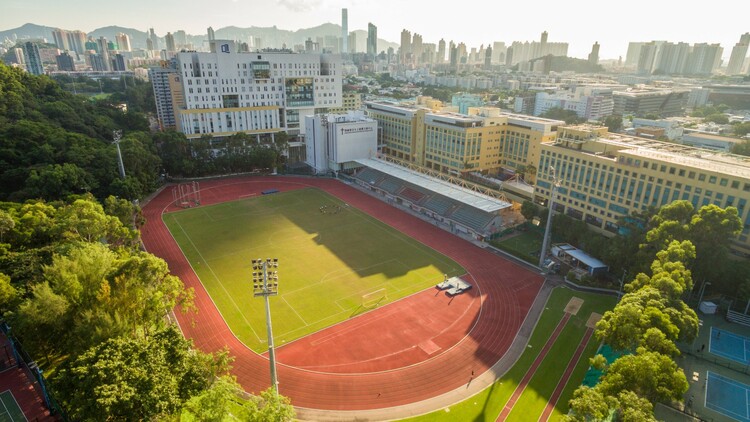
[365,101,563,180]
[536,125,750,255]
[327,91,363,114]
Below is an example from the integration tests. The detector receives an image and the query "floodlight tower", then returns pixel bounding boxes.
[538,166,559,269]
[252,257,280,397]
[113,130,126,179]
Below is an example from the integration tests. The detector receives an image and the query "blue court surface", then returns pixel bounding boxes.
[710,327,750,365]
[706,371,750,422]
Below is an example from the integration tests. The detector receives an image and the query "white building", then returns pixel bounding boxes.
[171,40,342,139]
[305,112,377,174]
[533,86,614,121]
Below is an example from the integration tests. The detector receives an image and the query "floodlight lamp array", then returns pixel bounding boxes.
[251,258,279,296]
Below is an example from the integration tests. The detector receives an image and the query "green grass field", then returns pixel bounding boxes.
[403,287,616,422]
[164,188,464,352]
[490,231,544,264]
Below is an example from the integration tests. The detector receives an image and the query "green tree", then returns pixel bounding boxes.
[598,348,689,404]
[540,107,586,124]
[520,200,539,220]
[604,115,623,133]
[565,386,613,421]
[0,209,14,243]
[732,140,750,156]
[53,327,231,421]
[703,113,729,124]
[0,273,18,314]
[181,379,295,422]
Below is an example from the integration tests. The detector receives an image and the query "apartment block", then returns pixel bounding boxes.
[535,125,750,255]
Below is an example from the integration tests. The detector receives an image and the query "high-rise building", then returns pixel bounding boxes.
[149,28,159,51]
[437,39,446,63]
[367,23,377,57]
[726,33,750,75]
[588,42,600,65]
[348,32,357,53]
[174,30,187,48]
[625,42,644,67]
[652,42,690,74]
[116,33,131,52]
[400,29,411,64]
[153,40,342,138]
[684,43,723,75]
[22,42,44,75]
[111,53,127,71]
[52,29,70,51]
[68,31,87,55]
[56,51,75,71]
[484,46,492,69]
[165,32,176,53]
[88,53,106,71]
[636,42,658,74]
[412,33,423,65]
[97,37,111,71]
[149,62,182,130]
[207,27,215,42]
[341,9,348,55]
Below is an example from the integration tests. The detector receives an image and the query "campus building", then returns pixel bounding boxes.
[150,40,342,139]
[613,89,689,117]
[364,101,562,180]
[535,125,750,255]
[304,112,378,174]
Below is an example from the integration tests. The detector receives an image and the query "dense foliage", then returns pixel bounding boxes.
[0,63,160,201]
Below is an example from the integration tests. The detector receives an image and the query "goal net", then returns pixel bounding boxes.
[361,288,387,309]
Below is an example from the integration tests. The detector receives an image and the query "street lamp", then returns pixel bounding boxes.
[252,257,280,397]
[538,166,559,269]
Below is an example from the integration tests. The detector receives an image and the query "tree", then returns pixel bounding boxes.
[0,273,18,314]
[53,327,231,421]
[642,202,742,293]
[520,200,539,221]
[540,107,586,124]
[604,115,623,133]
[598,348,689,404]
[732,140,750,156]
[703,113,729,124]
[181,379,295,422]
[566,386,613,421]
[0,209,14,243]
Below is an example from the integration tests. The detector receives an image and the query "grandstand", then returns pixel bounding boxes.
[351,158,516,239]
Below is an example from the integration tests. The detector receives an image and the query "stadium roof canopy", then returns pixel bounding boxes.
[354,158,512,212]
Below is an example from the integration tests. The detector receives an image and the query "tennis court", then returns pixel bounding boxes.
[710,327,750,365]
[706,371,750,422]
[0,390,27,422]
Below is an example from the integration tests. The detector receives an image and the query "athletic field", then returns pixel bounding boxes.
[164,188,464,352]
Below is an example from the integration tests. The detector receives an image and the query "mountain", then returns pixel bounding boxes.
[0,22,398,53]
[0,23,56,43]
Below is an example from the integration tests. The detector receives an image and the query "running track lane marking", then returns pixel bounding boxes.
[537,327,595,422]
[497,313,572,421]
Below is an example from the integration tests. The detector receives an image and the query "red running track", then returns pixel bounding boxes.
[141,176,543,410]
[497,313,571,421]
[538,328,595,422]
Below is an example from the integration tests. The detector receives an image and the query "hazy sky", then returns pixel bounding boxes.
[3,0,748,59]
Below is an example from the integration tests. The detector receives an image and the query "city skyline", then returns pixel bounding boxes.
[2,0,748,59]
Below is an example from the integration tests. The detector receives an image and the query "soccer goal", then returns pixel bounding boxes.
[361,288,388,309]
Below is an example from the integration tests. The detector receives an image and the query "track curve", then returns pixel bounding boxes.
[141,176,543,411]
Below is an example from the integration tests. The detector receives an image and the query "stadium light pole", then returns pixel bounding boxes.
[252,257,280,398]
[538,166,559,269]
[113,130,126,180]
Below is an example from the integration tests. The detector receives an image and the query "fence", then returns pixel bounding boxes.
[0,322,67,420]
